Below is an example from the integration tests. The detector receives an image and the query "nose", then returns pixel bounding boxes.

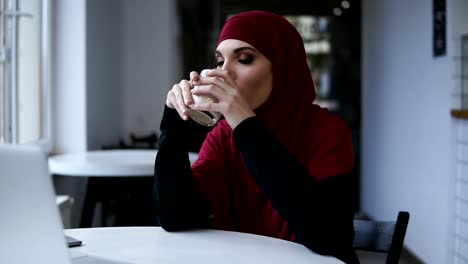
[221,60,236,80]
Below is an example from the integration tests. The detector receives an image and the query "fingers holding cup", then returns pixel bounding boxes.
[188,69,223,126]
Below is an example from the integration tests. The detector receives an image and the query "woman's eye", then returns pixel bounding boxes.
[238,56,253,65]
[215,61,224,68]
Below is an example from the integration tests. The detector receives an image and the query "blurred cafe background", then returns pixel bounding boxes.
[1,0,467,263]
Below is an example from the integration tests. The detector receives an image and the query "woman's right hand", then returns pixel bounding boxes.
[166,71,200,120]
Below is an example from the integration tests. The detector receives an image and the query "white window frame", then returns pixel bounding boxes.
[1,0,51,151]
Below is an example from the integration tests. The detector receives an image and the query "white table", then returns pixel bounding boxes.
[66,227,343,264]
[49,150,199,227]
[49,149,199,176]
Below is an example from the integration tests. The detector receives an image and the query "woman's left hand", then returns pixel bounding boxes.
[189,69,255,129]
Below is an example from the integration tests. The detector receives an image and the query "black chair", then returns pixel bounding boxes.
[353,211,410,264]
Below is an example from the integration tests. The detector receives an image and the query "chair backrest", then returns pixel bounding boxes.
[353,211,410,264]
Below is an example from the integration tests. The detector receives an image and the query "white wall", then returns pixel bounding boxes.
[52,0,180,152]
[86,0,124,150]
[452,0,468,109]
[362,0,456,262]
[52,0,87,153]
[121,0,181,137]
[450,0,468,262]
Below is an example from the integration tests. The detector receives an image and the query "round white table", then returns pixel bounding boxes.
[66,227,344,264]
[49,149,199,176]
[49,150,199,228]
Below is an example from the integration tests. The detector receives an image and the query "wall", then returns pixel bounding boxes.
[86,0,124,150]
[52,0,180,152]
[52,0,87,153]
[450,0,468,262]
[452,0,468,108]
[454,120,468,263]
[361,0,455,262]
[121,0,181,138]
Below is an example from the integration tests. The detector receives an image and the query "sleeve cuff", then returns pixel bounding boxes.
[160,106,187,133]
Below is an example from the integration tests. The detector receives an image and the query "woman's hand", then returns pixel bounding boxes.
[189,69,256,129]
[166,71,200,120]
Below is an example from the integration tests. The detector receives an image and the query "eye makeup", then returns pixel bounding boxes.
[238,53,254,64]
[214,49,256,68]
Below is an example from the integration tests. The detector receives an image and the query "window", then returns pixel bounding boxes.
[285,15,331,100]
[0,0,50,147]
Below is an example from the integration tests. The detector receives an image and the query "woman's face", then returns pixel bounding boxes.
[215,39,273,110]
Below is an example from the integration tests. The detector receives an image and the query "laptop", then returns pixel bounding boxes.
[0,144,72,264]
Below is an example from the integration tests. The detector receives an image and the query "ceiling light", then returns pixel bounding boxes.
[341,1,351,9]
[333,8,342,16]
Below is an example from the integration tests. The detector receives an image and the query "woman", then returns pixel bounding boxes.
[154,10,358,264]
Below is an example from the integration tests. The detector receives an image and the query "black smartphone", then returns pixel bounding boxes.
[65,235,82,247]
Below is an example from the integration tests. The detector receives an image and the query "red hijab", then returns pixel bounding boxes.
[192,11,353,240]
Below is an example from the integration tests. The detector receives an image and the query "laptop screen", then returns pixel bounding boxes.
[0,144,72,264]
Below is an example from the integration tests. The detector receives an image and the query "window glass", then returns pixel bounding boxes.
[18,0,42,143]
[0,0,49,145]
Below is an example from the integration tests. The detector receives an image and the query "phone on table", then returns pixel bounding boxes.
[65,235,82,247]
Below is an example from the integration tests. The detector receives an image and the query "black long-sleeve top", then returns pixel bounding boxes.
[154,107,359,264]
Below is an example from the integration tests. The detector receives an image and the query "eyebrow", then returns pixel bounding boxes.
[215,46,257,57]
